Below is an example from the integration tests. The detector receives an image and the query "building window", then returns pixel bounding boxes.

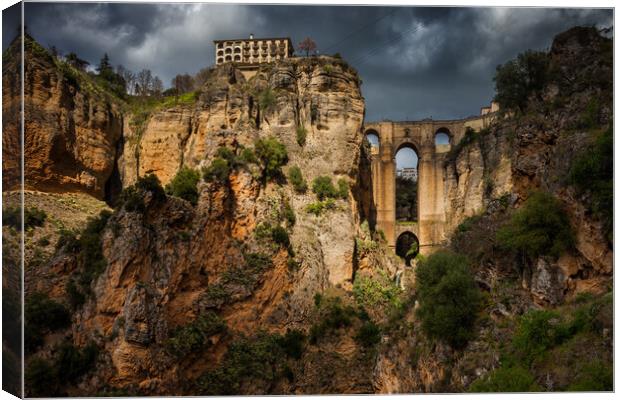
[225,55,232,61]
[234,55,241,61]
[217,57,224,64]
[217,50,224,56]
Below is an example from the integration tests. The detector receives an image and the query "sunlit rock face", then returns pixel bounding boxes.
[3,36,123,199]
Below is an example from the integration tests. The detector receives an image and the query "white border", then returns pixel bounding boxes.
[0,1,616,400]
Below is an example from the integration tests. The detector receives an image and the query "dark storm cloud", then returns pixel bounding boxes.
[16,2,613,121]
[2,2,21,50]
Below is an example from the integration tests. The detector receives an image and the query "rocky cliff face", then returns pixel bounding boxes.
[18,47,370,395]
[119,59,364,187]
[2,36,123,199]
[441,27,612,304]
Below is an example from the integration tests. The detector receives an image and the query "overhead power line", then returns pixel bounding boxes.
[321,8,398,54]
[347,21,425,68]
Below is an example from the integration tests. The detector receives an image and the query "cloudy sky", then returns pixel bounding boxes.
[3,2,613,123]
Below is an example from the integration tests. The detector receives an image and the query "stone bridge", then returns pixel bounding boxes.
[364,111,496,257]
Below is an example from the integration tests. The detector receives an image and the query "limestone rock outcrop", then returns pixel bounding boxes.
[3,36,123,199]
[118,59,364,188]
[442,26,612,300]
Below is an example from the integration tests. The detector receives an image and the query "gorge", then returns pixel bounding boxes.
[1,25,613,396]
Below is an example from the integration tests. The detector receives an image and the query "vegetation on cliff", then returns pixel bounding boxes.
[496,191,574,260]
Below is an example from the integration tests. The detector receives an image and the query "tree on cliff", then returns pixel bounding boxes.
[136,69,153,97]
[65,52,89,71]
[172,74,194,95]
[133,69,164,98]
[298,37,317,57]
[116,65,135,95]
[97,53,113,76]
[151,76,163,97]
[494,50,549,113]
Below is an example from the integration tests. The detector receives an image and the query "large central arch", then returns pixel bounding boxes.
[394,142,419,224]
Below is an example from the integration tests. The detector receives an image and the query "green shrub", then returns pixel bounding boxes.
[469,365,541,392]
[321,297,355,329]
[216,147,236,164]
[415,250,482,349]
[576,97,601,129]
[25,207,47,229]
[271,225,290,248]
[287,257,300,272]
[288,166,307,193]
[25,357,60,397]
[239,147,258,164]
[166,166,200,205]
[569,125,612,241]
[493,50,549,113]
[135,173,166,202]
[355,321,381,348]
[353,273,401,309]
[166,312,226,358]
[283,201,296,227]
[337,178,349,199]
[456,214,483,233]
[309,323,326,344]
[25,293,71,352]
[306,199,336,216]
[66,280,86,310]
[568,293,611,335]
[77,210,112,287]
[3,206,47,231]
[254,137,288,180]
[204,284,231,307]
[309,297,355,344]
[56,228,80,252]
[277,329,305,359]
[26,341,99,397]
[312,176,338,200]
[254,222,274,240]
[497,191,574,260]
[119,174,166,212]
[25,292,71,332]
[54,341,99,383]
[313,293,323,307]
[197,333,289,395]
[203,158,230,183]
[567,360,613,391]
[117,186,145,212]
[2,207,20,230]
[511,309,569,365]
[296,125,307,146]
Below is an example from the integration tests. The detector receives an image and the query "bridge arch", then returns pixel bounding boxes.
[394,142,419,224]
[395,231,419,266]
[434,127,452,152]
[364,129,380,148]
